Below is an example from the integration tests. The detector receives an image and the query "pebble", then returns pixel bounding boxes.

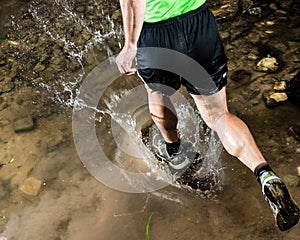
[269,3,278,11]
[13,115,34,133]
[273,81,286,91]
[297,167,300,177]
[33,63,46,72]
[247,53,258,61]
[248,7,262,15]
[19,177,42,196]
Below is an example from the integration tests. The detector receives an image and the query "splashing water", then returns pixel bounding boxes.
[8,0,224,196]
[9,0,123,108]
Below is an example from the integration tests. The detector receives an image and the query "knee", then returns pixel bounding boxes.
[201,110,227,132]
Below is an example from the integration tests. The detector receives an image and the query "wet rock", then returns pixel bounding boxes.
[0,80,15,94]
[282,175,299,187]
[248,7,262,16]
[220,31,230,40]
[19,177,42,196]
[255,55,279,72]
[247,31,261,44]
[263,90,288,108]
[269,3,278,11]
[273,81,286,91]
[269,92,288,102]
[276,9,287,15]
[247,53,258,61]
[211,3,238,20]
[33,63,46,72]
[288,125,300,141]
[13,116,34,133]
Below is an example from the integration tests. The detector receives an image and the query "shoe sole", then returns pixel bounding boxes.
[155,152,201,171]
[154,153,190,170]
[263,181,300,231]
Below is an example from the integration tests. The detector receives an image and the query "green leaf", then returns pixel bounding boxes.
[145,212,153,240]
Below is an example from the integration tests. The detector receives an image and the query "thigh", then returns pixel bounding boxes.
[191,87,228,128]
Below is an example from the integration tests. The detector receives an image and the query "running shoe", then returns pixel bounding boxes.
[260,171,300,231]
[152,134,200,171]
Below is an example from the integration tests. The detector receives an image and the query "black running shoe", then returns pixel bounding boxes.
[260,171,300,231]
[152,134,200,171]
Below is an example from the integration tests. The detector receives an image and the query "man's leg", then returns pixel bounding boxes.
[145,85,179,143]
[191,86,299,231]
[145,85,200,169]
[191,87,266,172]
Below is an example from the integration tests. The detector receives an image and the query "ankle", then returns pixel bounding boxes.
[254,164,276,185]
[165,139,180,157]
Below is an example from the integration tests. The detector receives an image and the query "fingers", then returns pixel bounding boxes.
[116,48,137,75]
[118,61,136,75]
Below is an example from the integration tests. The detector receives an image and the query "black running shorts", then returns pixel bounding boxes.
[136,4,228,95]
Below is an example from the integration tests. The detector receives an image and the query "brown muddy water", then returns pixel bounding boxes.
[0,0,300,239]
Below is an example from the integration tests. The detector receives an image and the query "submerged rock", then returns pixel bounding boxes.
[13,116,34,133]
[19,177,42,196]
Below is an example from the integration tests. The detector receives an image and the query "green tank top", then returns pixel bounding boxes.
[144,0,206,23]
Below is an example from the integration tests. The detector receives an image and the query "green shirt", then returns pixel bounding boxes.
[145,0,206,23]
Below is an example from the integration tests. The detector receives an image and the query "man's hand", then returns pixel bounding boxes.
[117,0,146,75]
[116,46,137,75]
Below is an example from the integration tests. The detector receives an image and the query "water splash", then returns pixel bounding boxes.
[8,0,224,196]
[9,0,123,108]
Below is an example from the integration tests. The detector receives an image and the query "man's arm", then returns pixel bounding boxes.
[116,0,146,75]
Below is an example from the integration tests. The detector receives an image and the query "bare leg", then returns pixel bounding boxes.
[191,87,267,172]
[145,85,179,143]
